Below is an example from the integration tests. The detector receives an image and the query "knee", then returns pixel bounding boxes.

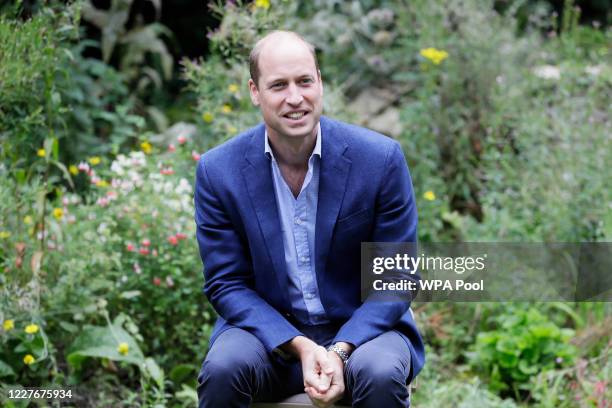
[346,351,409,392]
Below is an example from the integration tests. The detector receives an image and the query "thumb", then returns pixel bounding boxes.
[319,355,334,376]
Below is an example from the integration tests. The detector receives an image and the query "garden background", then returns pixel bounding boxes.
[0,0,610,406]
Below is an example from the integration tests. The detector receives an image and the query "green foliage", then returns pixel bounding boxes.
[81,0,174,119]
[467,305,578,397]
[0,139,211,403]
[0,3,145,181]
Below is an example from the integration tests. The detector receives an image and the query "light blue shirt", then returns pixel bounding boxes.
[265,124,329,325]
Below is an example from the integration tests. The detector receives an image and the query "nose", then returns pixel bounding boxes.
[286,83,304,106]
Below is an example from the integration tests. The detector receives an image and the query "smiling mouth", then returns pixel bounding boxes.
[284,111,308,120]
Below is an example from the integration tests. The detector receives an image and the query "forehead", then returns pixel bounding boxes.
[257,38,317,81]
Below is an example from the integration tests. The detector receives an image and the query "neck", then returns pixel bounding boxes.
[267,126,317,168]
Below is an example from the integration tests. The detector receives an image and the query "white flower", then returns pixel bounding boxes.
[167,199,181,211]
[129,151,146,167]
[585,65,602,76]
[533,65,561,80]
[176,178,192,195]
[111,160,125,176]
[78,162,90,172]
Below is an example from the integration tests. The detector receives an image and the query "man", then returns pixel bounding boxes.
[194,30,424,408]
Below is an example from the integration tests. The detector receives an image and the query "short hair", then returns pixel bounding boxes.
[249,30,320,87]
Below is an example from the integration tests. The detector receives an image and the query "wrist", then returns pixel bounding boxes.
[282,336,318,359]
[327,343,351,365]
[334,342,355,354]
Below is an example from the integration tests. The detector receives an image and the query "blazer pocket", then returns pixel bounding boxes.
[336,208,371,230]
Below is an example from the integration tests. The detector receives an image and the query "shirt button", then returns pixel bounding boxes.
[294,217,302,225]
[300,256,308,263]
[305,293,314,299]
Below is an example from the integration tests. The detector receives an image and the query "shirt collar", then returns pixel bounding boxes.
[265,122,322,162]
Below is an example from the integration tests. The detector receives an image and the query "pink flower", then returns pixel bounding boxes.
[160,167,175,175]
[152,249,158,257]
[139,247,150,255]
[96,197,109,207]
[177,135,187,145]
[166,276,175,287]
[153,277,162,286]
[594,381,606,395]
[78,162,90,172]
[133,262,141,274]
[126,243,135,252]
[106,190,118,199]
[168,144,176,152]
[176,232,187,240]
[191,150,200,162]
[167,235,178,245]
[141,239,151,247]
[63,197,70,206]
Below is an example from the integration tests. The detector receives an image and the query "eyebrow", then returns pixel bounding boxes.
[265,74,315,87]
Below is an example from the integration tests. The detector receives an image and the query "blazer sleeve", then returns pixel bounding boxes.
[194,159,302,352]
[332,141,419,347]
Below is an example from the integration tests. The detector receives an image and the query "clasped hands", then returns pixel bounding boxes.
[285,336,352,408]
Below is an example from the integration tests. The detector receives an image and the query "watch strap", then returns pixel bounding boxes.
[327,344,350,364]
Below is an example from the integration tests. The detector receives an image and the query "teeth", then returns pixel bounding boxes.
[287,112,305,119]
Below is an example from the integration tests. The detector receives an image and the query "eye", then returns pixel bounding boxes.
[300,78,314,85]
[270,82,285,89]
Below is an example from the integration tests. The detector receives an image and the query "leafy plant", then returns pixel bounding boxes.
[467,305,578,399]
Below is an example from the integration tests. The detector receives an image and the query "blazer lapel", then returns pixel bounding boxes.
[241,127,291,304]
[315,118,351,287]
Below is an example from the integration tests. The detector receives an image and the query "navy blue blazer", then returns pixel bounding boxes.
[194,116,425,379]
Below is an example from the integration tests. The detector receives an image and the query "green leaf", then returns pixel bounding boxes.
[66,323,144,369]
[144,357,164,388]
[51,137,59,161]
[0,359,16,378]
[49,160,75,189]
[120,290,141,299]
[169,363,196,384]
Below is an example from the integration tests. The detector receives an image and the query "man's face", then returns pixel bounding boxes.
[249,39,323,142]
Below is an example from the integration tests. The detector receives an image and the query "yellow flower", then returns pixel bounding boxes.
[202,112,214,123]
[88,156,101,166]
[37,149,46,157]
[420,48,449,65]
[96,180,109,188]
[3,319,14,331]
[228,83,239,93]
[25,323,39,334]
[141,141,152,154]
[69,165,79,175]
[53,208,64,220]
[221,104,232,114]
[423,191,436,201]
[117,342,129,355]
[23,354,35,365]
[0,231,10,239]
[255,0,270,9]
[24,215,33,225]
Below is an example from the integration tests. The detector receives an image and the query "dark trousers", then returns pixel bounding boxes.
[197,322,412,408]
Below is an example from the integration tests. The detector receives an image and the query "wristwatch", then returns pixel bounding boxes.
[327,344,350,364]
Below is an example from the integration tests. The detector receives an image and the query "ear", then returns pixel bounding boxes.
[248,78,260,106]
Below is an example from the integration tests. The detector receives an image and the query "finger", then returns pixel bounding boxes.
[318,353,334,376]
[304,372,329,391]
[316,372,331,392]
[305,387,330,406]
